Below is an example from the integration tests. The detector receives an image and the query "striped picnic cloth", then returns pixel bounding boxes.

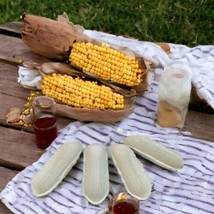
[1,31,214,214]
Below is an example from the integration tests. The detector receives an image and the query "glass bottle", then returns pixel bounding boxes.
[157,61,192,128]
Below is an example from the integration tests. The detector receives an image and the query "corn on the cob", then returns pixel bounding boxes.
[41,73,124,110]
[69,42,144,87]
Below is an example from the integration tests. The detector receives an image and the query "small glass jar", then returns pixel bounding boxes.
[31,96,58,149]
[109,192,139,214]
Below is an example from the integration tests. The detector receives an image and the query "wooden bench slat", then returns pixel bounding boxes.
[0,93,26,124]
[0,34,48,66]
[0,63,29,98]
[0,202,13,214]
[0,167,18,191]
[0,167,19,214]
[0,21,23,37]
[0,126,43,170]
[184,110,214,142]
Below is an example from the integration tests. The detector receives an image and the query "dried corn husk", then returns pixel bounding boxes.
[6,107,21,123]
[22,13,99,60]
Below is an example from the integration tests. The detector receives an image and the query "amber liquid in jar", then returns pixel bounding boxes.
[113,200,139,214]
[110,193,139,214]
[33,113,57,149]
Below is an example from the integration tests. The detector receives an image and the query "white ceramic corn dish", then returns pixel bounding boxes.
[109,143,152,200]
[124,135,184,171]
[82,144,109,205]
[31,142,83,197]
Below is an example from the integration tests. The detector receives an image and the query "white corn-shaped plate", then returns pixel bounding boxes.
[31,142,83,197]
[124,135,184,171]
[82,144,109,205]
[109,143,152,200]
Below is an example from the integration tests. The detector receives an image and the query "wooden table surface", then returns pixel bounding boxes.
[0,22,213,214]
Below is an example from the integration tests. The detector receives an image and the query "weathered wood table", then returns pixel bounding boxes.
[0,22,213,214]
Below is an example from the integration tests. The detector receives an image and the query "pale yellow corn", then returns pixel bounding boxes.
[69,42,144,87]
[40,73,124,110]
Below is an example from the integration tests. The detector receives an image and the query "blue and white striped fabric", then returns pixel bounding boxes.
[1,31,214,214]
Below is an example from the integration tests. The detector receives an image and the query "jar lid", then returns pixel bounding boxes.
[33,96,55,109]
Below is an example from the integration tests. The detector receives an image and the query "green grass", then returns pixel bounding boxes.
[0,0,213,47]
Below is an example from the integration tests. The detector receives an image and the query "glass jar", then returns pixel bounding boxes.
[157,61,192,128]
[31,95,58,149]
[109,192,139,214]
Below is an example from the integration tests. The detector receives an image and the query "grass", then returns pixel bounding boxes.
[0,0,213,47]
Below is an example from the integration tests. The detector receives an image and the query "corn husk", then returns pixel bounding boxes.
[6,107,22,123]
[22,13,99,61]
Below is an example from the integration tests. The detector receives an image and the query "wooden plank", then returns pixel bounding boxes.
[0,125,43,170]
[0,62,20,77]
[0,62,29,98]
[0,167,18,214]
[154,42,171,54]
[184,110,214,142]
[0,167,18,191]
[0,93,26,124]
[0,203,13,214]
[0,34,49,66]
[0,21,23,36]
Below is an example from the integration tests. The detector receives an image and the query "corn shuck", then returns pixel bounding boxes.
[69,42,145,87]
[41,73,125,110]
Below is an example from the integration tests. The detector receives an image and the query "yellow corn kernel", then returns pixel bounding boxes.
[69,42,145,87]
[40,73,124,110]
[22,108,30,115]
